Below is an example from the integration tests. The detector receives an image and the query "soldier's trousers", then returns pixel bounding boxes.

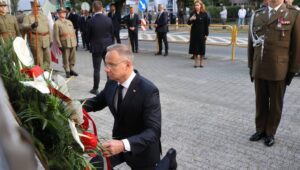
[30,46,51,69]
[254,78,286,136]
[62,47,76,72]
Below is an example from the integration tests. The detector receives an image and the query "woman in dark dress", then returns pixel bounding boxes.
[188,0,209,68]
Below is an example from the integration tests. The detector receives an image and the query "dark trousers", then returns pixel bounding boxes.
[92,50,106,90]
[75,29,79,47]
[128,30,138,52]
[114,29,121,44]
[82,32,89,49]
[157,32,168,53]
[254,78,286,136]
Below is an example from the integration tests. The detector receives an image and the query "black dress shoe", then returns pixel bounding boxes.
[70,70,78,76]
[167,148,177,170]
[155,52,162,56]
[89,89,99,95]
[164,52,168,56]
[264,135,275,147]
[249,132,265,141]
[66,72,70,78]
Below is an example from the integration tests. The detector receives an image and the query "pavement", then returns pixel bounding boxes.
[52,45,300,169]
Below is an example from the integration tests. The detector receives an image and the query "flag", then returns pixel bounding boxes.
[47,12,61,64]
[138,0,146,13]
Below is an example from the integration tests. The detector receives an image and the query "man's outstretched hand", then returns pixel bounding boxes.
[102,140,125,157]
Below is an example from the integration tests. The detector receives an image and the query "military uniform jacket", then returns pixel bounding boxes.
[0,14,20,42]
[248,4,300,81]
[23,13,52,48]
[54,19,77,48]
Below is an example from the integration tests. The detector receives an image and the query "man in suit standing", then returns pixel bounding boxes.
[87,1,114,95]
[248,0,300,147]
[125,6,139,53]
[154,4,169,56]
[83,44,161,169]
[78,10,91,50]
[108,3,121,44]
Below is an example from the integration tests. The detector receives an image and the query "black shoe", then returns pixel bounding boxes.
[66,72,70,78]
[264,135,275,147]
[249,132,265,141]
[164,52,168,56]
[135,49,138,53]
[203,57,208,60]
[190,56,194,60]
[89,89,99,95]
[70,70,78,76]
[155,52,162,56]
[167,148,177,170]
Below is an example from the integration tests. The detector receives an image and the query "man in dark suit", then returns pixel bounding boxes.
[67,8,80,49]
[154,4,169,56]
[83,44,162,169]
[78,10,91,50]
[87,1,114,95]
[125,6,139,53]
[108,3,121,44]
[248,0,300,146]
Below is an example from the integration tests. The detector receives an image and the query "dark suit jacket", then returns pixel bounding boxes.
[83,73,161,168]
[67,13,79,30]
[78,15,91,34]
[248,4,300,81]
[155,12,169,33]
[125,13,139,32]
[87,13,114,54]
[108,12,121,31]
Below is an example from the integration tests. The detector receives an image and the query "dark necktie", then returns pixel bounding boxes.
[269,9,276,19]
[117,85,124,112]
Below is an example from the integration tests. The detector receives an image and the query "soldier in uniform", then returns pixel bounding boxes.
[54,7,78,78]
[0,1,20,44]
[22,0,52,69]
[248,0,300,147]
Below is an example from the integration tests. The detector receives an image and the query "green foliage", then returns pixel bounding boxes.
[0,41,102,169]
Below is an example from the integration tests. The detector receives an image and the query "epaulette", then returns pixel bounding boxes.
[286,4,297,10]
[255,6,267,14]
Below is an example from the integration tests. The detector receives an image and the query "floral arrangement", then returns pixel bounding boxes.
[0,39,105,169]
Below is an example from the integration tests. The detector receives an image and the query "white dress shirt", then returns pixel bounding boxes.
[118,71,136,152]
[268,3,282,18]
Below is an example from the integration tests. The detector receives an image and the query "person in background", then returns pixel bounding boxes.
[87,1,114,95]
[188,0,209,68]
[67,8,79,50]
[78,9,91,50]
[125,6,139,53]
[154,4,169,56]
[0,0,20,45]
[22,0,52,69]
[220,6,227,29]
[108,3,121,44]
[148,10,153,30]
[54,7,78,78]
[237,5,247,28]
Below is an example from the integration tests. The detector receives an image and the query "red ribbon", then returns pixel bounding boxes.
[20,65,44,78]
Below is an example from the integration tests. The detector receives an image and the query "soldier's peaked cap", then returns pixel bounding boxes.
[30,0,41,7]
[57,7,67,13]
[0,0,7,6]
